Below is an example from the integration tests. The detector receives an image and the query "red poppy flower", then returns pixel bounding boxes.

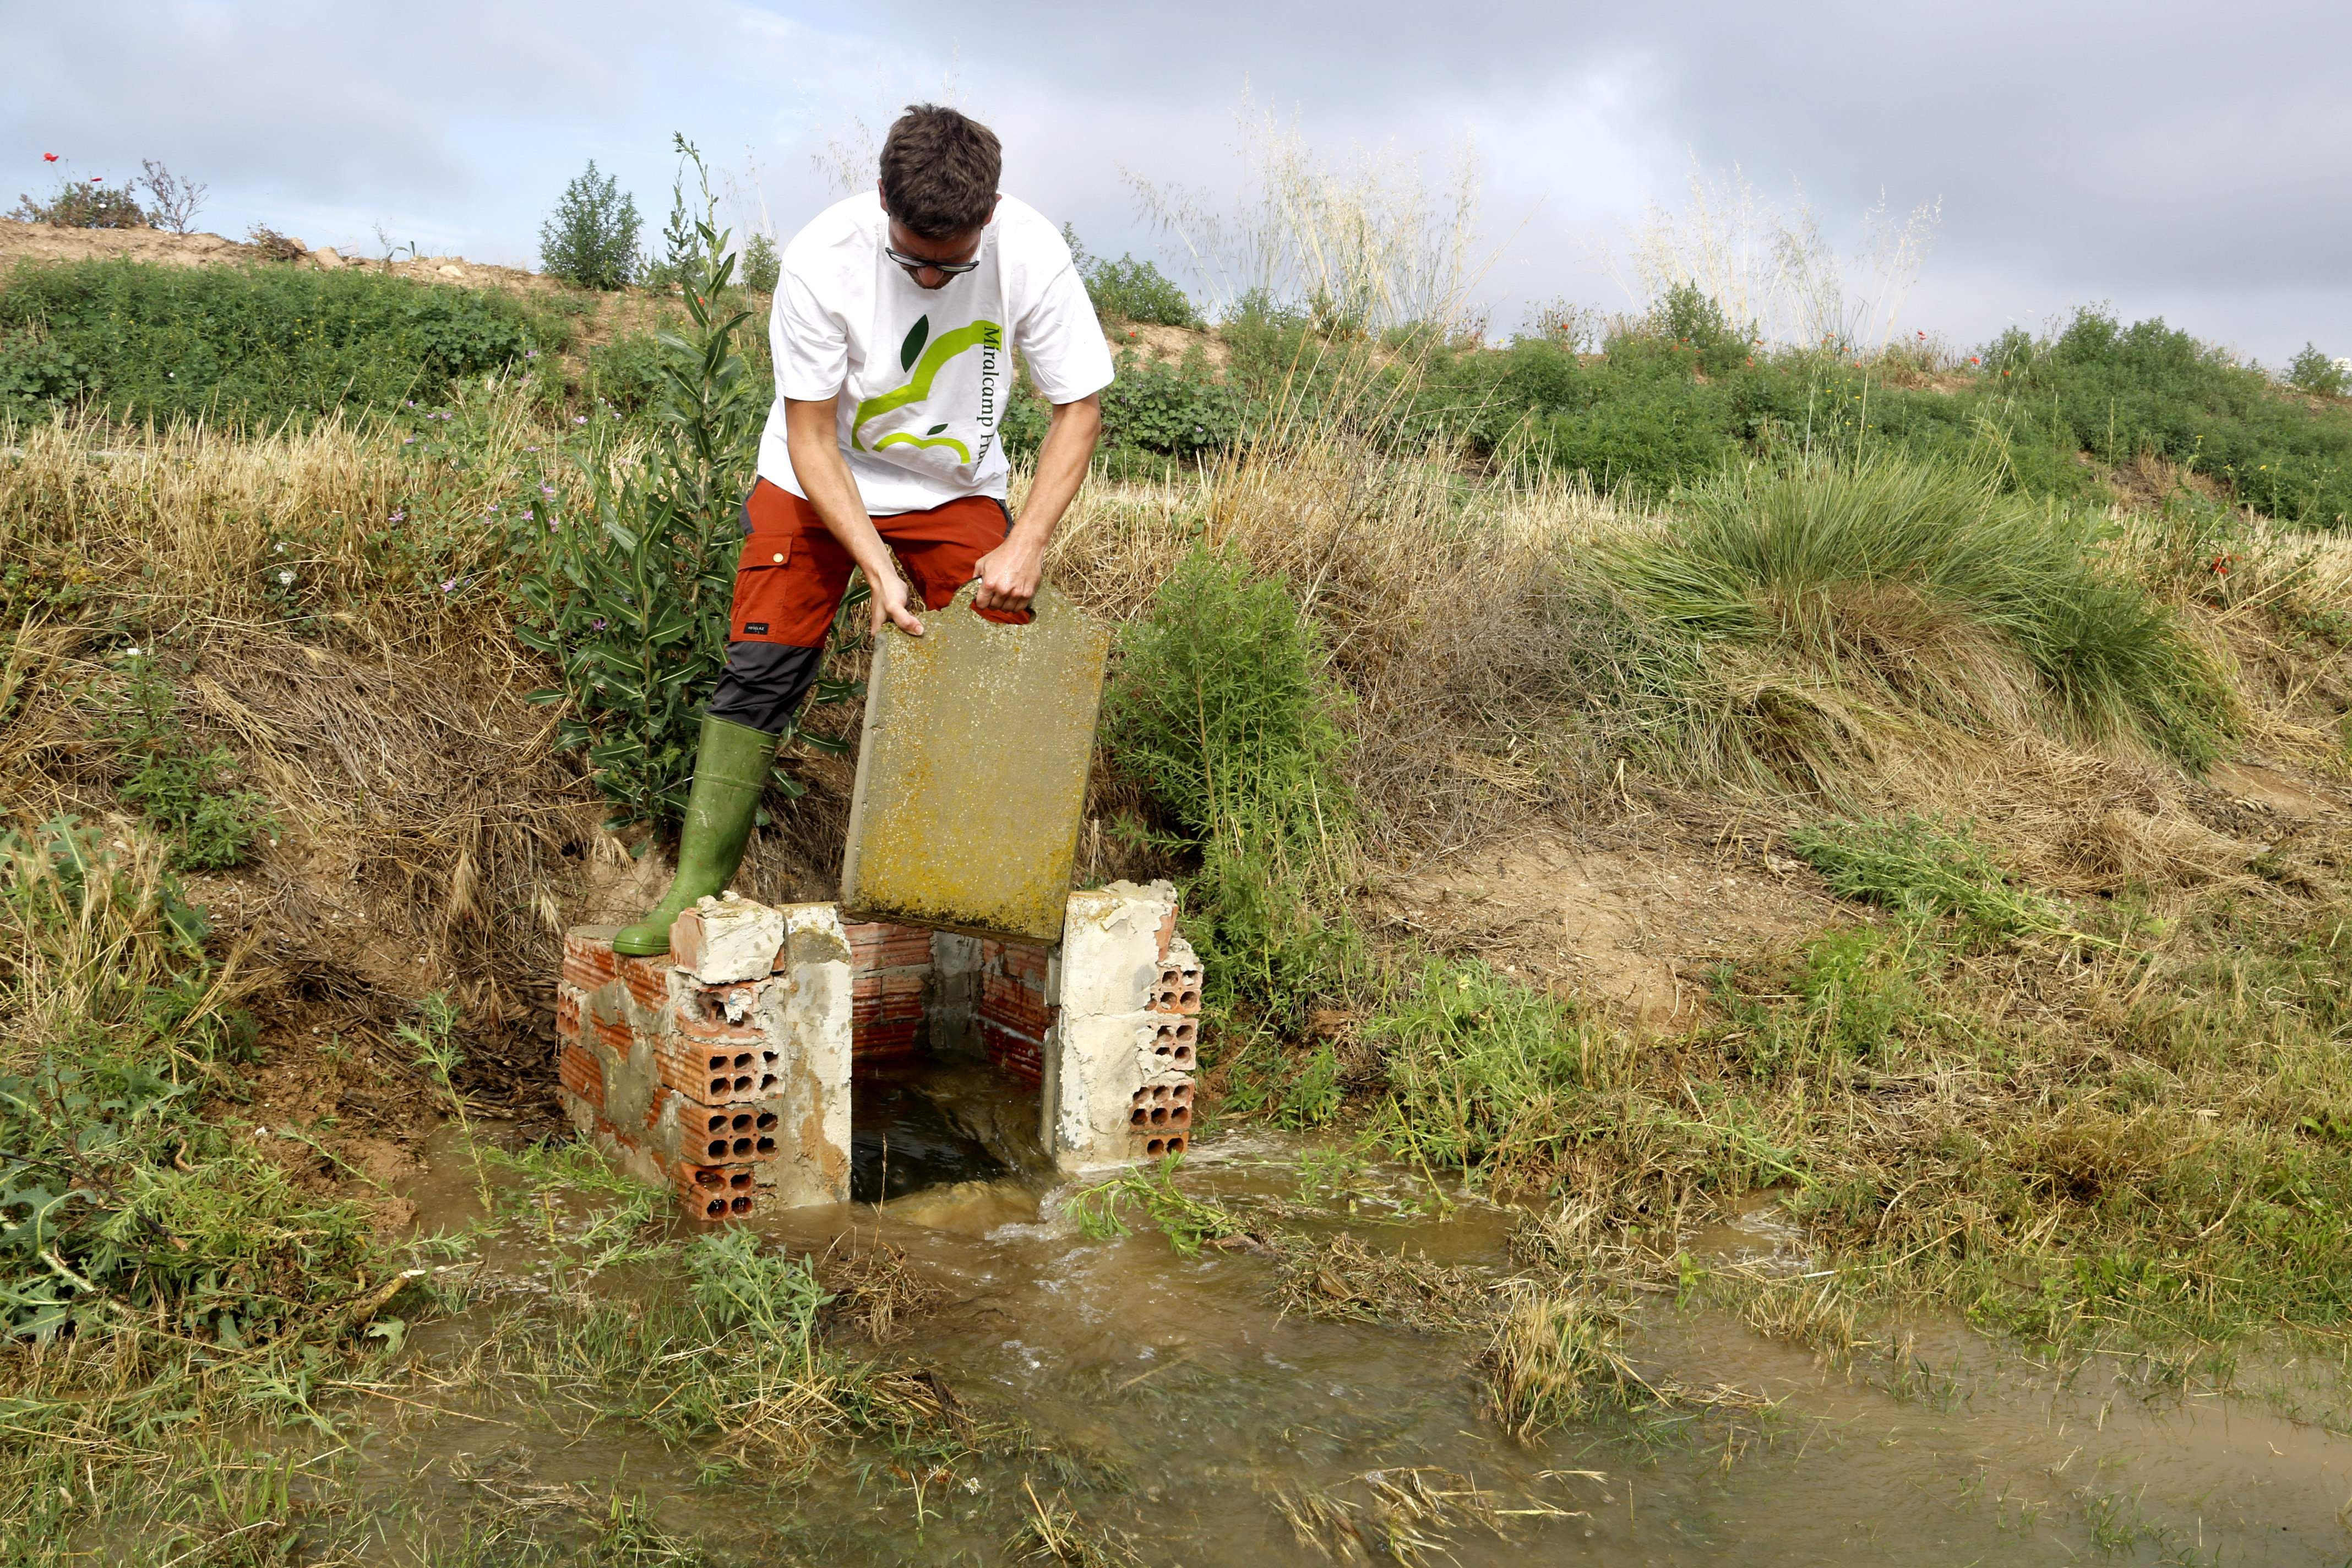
[42,153,58,162]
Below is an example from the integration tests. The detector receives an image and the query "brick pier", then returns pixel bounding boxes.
[556,881,1203,1218]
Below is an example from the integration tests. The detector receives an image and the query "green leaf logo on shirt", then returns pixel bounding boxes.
[852,319,1003,459]
[900,315,929,372]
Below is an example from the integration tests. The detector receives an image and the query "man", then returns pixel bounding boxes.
[614,104,1112,956]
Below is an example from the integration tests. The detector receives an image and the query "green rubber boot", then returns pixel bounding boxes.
[612,715,782,956]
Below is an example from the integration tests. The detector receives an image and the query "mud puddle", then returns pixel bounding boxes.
[375,1119,2352,1565]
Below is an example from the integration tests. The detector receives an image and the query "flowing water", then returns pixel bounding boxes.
[378,1067,2352,1565]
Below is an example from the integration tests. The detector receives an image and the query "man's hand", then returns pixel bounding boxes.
[971,532,1044,613]
[868,566,925,639]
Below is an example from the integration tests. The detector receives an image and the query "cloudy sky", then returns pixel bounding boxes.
[8,0,2346,362]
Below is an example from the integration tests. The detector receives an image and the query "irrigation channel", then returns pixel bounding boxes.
[367,1060,2352,1565]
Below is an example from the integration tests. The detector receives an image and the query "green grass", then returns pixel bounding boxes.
[0,258,545,427]
[1556,451,2231,791]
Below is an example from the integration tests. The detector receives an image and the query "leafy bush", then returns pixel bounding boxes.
[1993,309,2352,527]
[1097,347,1243,460]
[0,259,539,426]
[741,232,781,293]
[511,144,855,828]
[539,160,641,291]
[1085,255,1200,328]
[1064,226,1200,328]
[2288,344,2348,398]
[1104,550,1359,1020]
[0,331,91,409]
[110,662,274,870]
[9,178,146,229]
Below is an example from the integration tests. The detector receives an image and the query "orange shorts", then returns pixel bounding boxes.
[729,478,1027,647]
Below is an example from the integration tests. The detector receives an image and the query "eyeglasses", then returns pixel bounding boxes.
[884,245,981,277]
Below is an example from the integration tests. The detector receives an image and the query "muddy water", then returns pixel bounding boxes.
[391,1093,2352,1566]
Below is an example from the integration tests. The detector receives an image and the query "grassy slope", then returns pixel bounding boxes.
[9,251,2352,1553]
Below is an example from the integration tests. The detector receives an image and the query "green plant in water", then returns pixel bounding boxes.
[1066,1157,1247,1256]
[401,990,495,1218]
[511,135,861,830]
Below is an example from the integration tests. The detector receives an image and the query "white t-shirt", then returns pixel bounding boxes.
[757,192,1114,516]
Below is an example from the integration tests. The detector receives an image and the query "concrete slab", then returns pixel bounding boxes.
[841,581,1109,943]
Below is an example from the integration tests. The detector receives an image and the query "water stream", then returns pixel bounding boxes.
[378,1067,2352,1565]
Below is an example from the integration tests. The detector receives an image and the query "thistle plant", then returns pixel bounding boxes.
[512,135,859,830]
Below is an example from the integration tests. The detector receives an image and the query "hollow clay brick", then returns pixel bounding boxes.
[557,1041,603,1104]
[554,987,582,1044]
[561,928,623,992]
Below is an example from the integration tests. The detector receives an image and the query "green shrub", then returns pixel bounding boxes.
[539,160,642,291]
[740,232,780,294]
[0,259,538,426]
[1992,309,2352,527]
[1104,551,1359,1021]
[585,330,667,414]
[1587,453,2231,777]
[1064,226,1200,328]
[2288,344,2348,399]
[1098,346,1242,460]
[9,177,147,229]
[1084,255,1200,328]
[512,145,855,829]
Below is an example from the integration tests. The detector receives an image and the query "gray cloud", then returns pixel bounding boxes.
[4,0,2344,356]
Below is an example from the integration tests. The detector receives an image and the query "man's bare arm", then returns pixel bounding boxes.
[972,394,1103,613]
[784,395,925,638]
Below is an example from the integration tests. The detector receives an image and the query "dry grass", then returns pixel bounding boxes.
[1269,1232,1496,1333]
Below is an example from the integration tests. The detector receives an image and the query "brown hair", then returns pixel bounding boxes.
[878,104,1001,238]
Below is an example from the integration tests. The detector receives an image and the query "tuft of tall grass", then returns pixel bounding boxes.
[1569,451,2233,790]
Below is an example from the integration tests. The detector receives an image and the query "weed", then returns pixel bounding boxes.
[0,819,373,1339]
[1007,1479,1142,1566]
[1370,957,1600,1180]
[1479,1283,1642,1439]
[1270,1232,1493,1332]
[1788,815,2089,944]
[108,660,274,870]
[401,992,494,1217]
[1576,451,2231,789]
